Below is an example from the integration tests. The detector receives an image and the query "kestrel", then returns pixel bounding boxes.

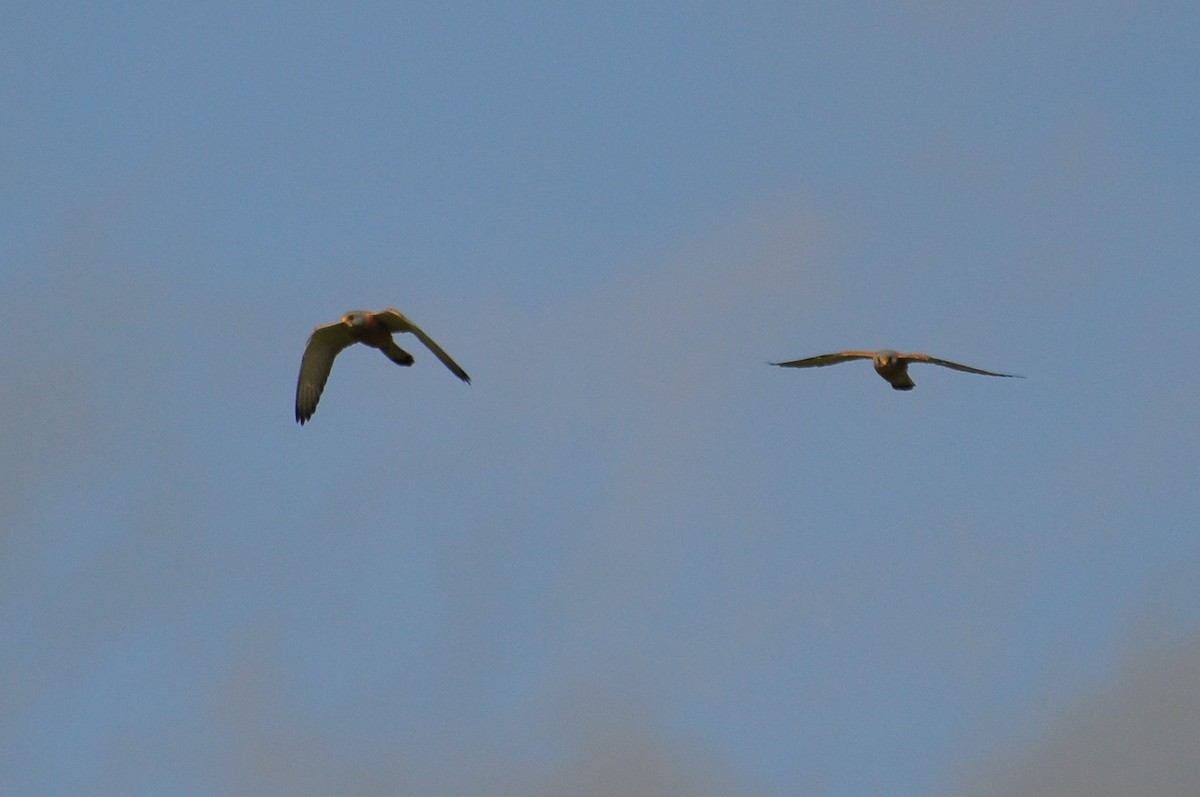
[771,349,1021,391]
[295,308,470,424]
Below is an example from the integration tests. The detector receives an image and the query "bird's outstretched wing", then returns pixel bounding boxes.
[377,308,471,383]
[771,351,877,368]
[295,323,357,424]
[902,353,1022,379]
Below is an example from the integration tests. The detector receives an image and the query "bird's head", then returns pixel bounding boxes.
[874,351,896,368]
[342,311,370,330]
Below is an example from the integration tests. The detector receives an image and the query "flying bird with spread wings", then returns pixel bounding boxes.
[295,308,470,424]
[771,349,1021,390]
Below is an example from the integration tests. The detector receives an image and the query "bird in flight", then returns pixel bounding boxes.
[295,308,470,424]
[771,349,1020,391]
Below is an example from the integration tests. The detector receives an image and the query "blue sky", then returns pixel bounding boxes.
[3,3,1199,795]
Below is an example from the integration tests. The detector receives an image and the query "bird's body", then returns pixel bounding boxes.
[870,350,916,390]
[772,349,1020,390]
[295,308,470,424]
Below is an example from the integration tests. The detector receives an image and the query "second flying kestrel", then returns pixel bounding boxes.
[771,349,1021,390]
[295,308,470,424]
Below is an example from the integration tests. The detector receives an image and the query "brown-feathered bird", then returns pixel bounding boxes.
[295,308,470,424]
[771,349,1020,390]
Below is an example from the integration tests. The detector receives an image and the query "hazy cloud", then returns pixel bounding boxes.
[210,643,770,797]
[945,633,1200,797]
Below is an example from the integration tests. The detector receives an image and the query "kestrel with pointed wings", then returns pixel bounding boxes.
[295,308,470,424]
[771,349,1020,390]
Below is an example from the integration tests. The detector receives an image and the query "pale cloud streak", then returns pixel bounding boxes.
[945,633,1200,797]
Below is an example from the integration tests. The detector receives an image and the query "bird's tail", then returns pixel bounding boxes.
[382,342,415,367]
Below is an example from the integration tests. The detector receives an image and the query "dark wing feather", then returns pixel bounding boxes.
[903,353,1021,378]
[377,309,471,383]
[295,323,356,424]
[771,351,877,368]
